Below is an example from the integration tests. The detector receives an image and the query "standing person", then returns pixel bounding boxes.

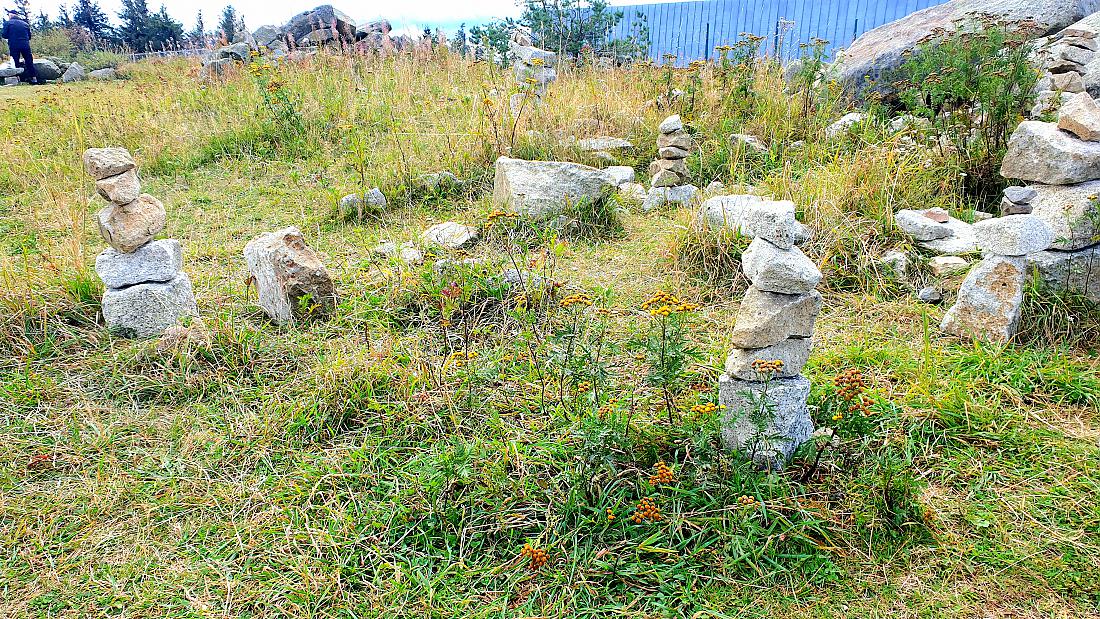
[2,8,38,84]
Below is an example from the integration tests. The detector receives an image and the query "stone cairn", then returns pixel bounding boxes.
[719,205,823,469]
[998,93,1100,307]
[1032,27,1097,117]
[940,215,1055,342]
[643,114,699,212]
[85,147,199,338]
[508,30,556,115]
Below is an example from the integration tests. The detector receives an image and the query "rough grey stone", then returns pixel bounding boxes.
[283,5,357,43]
[619,182,647,202]
[61,62,85,83]
[896,208,953,241]
[651,169,681,188]
[423,222,479,249]
[729,133,768,154]
[339,188,387,217]
[725,337,813,380]
[97,194,166,254]
[719,373,813,469]
[416,171,460,190]
[508,41,556,66]
[244,227,336,325]
[373,241,423,264]
[605,165,635,186]
[918,217,980,255]
[88,67,118,81]
[1001,121,1100,184]
[1028,244,1100,302]
[95,239,183,289]
[1001,197,1034,215]
[658,146,691,159]
[940,255,1029,342]
[101,273,199,338]
[1028,179,1100,249]
[930,255,970,275]
[824,112,866,139]
[641,185,698,212]
[493,156,616,219]
[741,238,823,294]
[33,59,61,80]
[974,214,1056,256]
[0,67,22,78]
[657,132,692,150]
[216,42,251,62]
[95,168,141,205]
[730,286,822,348]
[880,249,909,279]
[576,137,632,152]
[698,195,799,249]
[83,147,136,180]
[917,286,943,303]
[1004,186,1038,204]
[658,114,683,134]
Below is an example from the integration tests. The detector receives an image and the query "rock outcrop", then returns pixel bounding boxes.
[492,156,616,219]
[244,227,337,325]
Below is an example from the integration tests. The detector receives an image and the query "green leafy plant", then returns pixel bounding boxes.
[634,291,703,425]
[891,17,1041,202]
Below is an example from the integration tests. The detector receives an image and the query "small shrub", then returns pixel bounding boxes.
[669,216,751,290]
[891,18,1041,203]
[75,50,126,71]
[1017,282,1100,350]
[560,194,625,241]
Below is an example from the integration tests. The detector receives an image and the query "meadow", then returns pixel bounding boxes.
[0,48,1098,618]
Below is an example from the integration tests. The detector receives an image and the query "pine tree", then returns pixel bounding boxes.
[450,23,467,56]
[189,10,206,47]
[74,0,112,39]
[117,0,152,50]
[12,0,30,19]
[56,4,73,28]
[146,5,183,50]
[217,5,236,44]
[34,10,51,30]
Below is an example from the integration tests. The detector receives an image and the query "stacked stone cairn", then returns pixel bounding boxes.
[1032,27,1097,117]
[509,30,556,114]
[940,215,1055,342]
[999,93,1100,304]
[719,205,823,469]
[85,147,199,338]
[643,114,699,211]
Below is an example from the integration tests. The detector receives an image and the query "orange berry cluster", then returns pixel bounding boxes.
[737,494,757,507]
[750,359,785,376]
[690,402,721,415]
[641,291,698,317]
[631,497,662,523]
[649,461,676,485]
[520,543,548,571]
[606,507,615,521]
[834,368,873,418]
[560,293,594,308]
[446,350,478,368]
[487,210,517,224]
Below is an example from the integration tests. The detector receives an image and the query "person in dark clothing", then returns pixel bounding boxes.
[2,9,37,84]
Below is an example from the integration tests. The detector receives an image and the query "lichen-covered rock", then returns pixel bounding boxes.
[741,238,823,294]
[1028,179,1100,250]
[95,168,141,205]
[719,374,813,469]
[1028,244,1100,302]
[97,194,166,253]
[492,157,616,219]
[101,273,199,338]
[604,166,635,187]
[338,188,387,217]
[973,214,1055,256]
[1001,121,1100,184]
[940,255,1029,342]
[729,286,822,349]
[658,114,683,134]
[83,147,136,180]
[88,68,118,80]
[896,208,952,241]
[95,239,182,289]
[244,227,336,325]
[824,112,866,139]
[61,62,85,83]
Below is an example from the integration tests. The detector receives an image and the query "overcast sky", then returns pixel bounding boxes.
[21,0,658,36]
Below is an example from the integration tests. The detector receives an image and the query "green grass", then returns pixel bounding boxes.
[0,50,1098,618]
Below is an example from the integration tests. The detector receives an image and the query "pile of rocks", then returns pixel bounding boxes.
[1032,26,1097,117]
[509,30,556,113]
[1000,97,1100,303]
[244,227,336,325]
[84,147,199,338]
[1001,186,1037,215]
[895,207,978,255]
[643,114,698,211]
[940,214,1055,342]
[719,206,823,469]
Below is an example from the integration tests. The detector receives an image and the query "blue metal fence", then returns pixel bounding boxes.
[608,0,944,64]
